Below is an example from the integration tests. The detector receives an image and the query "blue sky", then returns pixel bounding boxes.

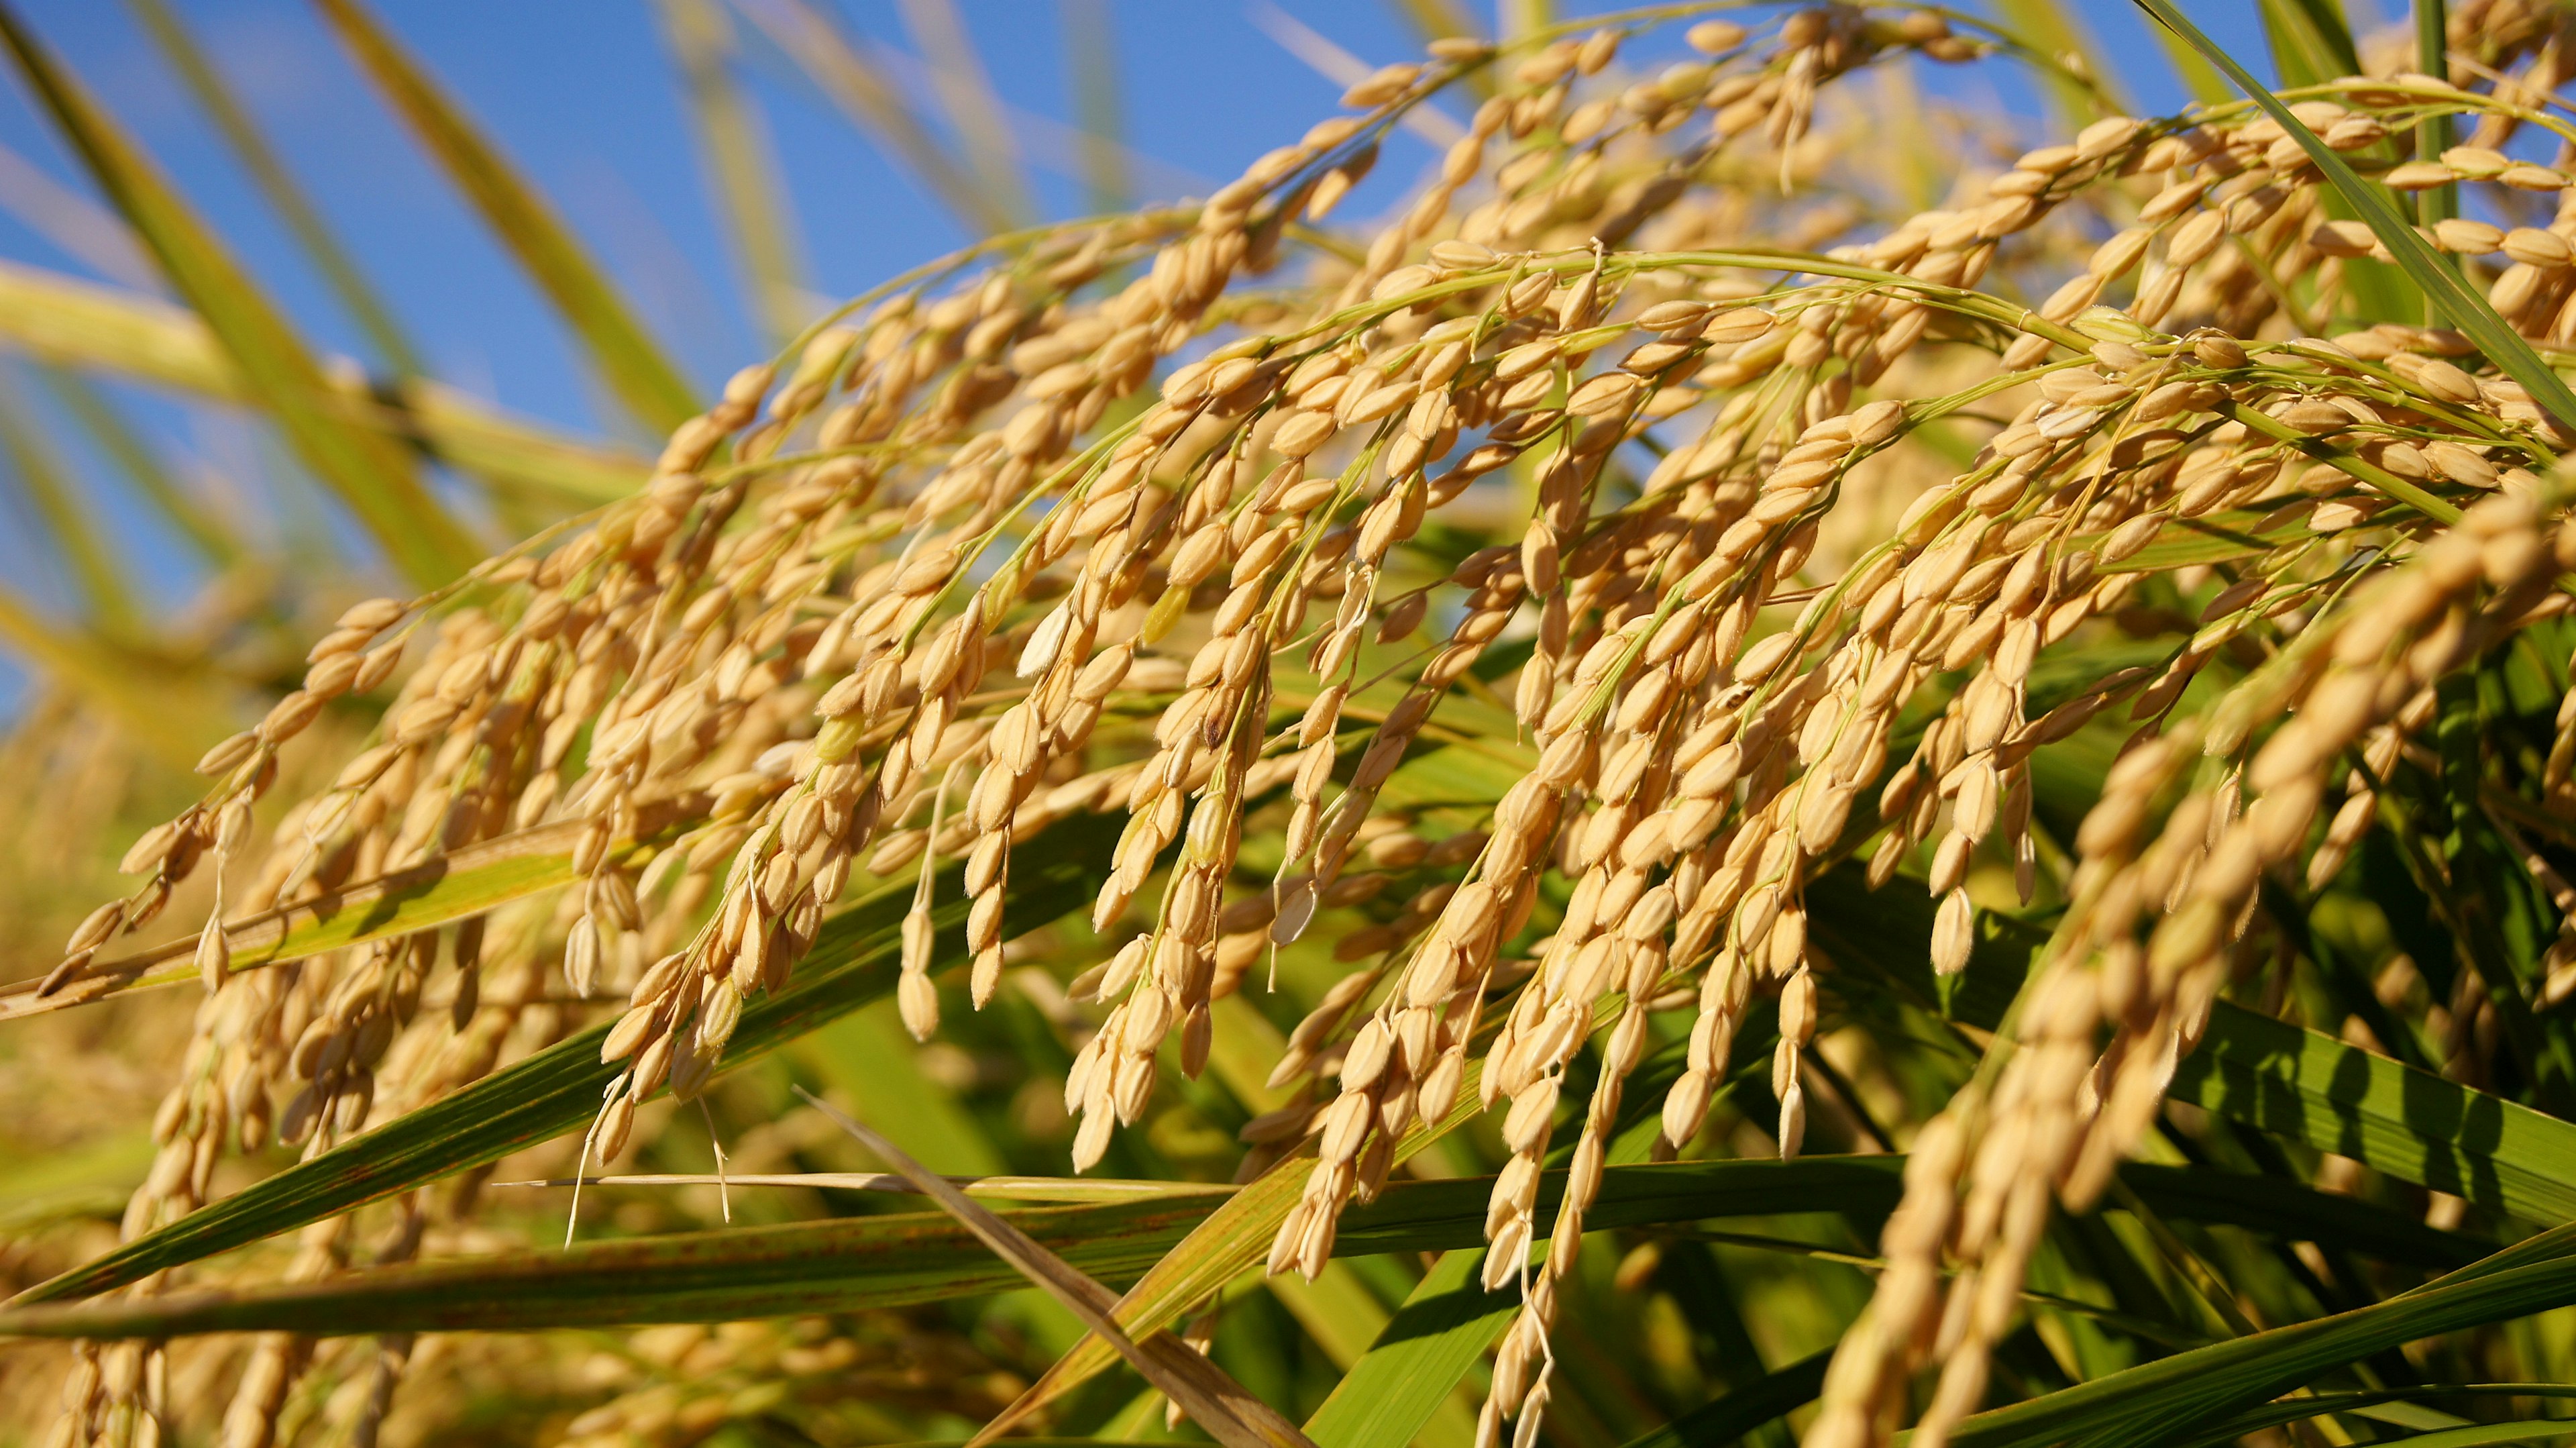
[0,1,2290,651]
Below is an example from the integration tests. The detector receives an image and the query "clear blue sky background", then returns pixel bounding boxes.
[0,0,2295,680]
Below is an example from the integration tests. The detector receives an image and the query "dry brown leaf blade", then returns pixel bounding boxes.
[794,1087,1320,1448]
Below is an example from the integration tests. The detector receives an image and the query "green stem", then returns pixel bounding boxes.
[2415,0,2457,317]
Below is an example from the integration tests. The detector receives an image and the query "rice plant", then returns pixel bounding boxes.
[8,2,2576,1446]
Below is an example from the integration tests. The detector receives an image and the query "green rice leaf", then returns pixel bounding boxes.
[797,1002,1012,1176]
[313,0,700,434]
[967,1129,1346,1442]
[2185,1389,2576,1447]
[2256,0,2360,89]
[1835,845,2576,1231]
[0,1192,1223,1338]
[0,817,607,1019]
[2171,1001,2576,1225]
[0,7,482,586]
[2411,0,2456,240]
[1265,1260,1403,1377]
[6,812,1123,1306]
[2371,1425,2576,1448]
[1950,1228,2576,1448]
[2133,0,2576,433]
[1823,783,2576,1233]
[2145,23,2230,105]
[0,1155,2445,1341]
[10,1159,1894,1337]
[797,1090,1324,1448]
[1303,1247,1501,1448]
[2114,1160,2482,1270]
[1615,1349,1835,1448]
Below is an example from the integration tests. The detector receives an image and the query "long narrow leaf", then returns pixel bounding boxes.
[800,1088,1319,1448]
[1827,824,2576,1233]
[732,0,1020,237]
[311,0,700,434]
[0,1159,1894,1339]
[2145,21,2231,105]
[964,986,1554,1445]
[0,1194,1215,1338]
[2257,0,2360,89]
[2173,1002,2576,1225]
[0,1155,2452,1340]
[1265,1261,1397,1375]
[653,0,810,344]
[124,0,427,378]
[8,812,1122,1305]
[1994,0,2127,125]
[893,0,1034,228]
[1,816,603,1018]
[796,1004,1012,1175]
[2189,1390,2576,1448]
[1951,1228,2576,1448]
[0,5,481,586]
[0,258,643,503]
[2380,1412,2576,1432]
[1303,1247,1509,1448]
[0,366,134,631]
[966,1133,1336,1443]
[36,365,241,568]
[967,967,2475,1441]
[2133,0,2576,432]
[1615,1349,1835,1448]
[2412,0,2455,242]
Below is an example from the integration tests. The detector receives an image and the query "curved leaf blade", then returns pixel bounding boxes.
[0,1158,1888,1338]
[0,258,643,503]
[0,1194,1212,1338]
[9,813,1122,1305]
[0,817,596,1018]
[2133,0,2576,432]
[799,1088,1320,1448]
